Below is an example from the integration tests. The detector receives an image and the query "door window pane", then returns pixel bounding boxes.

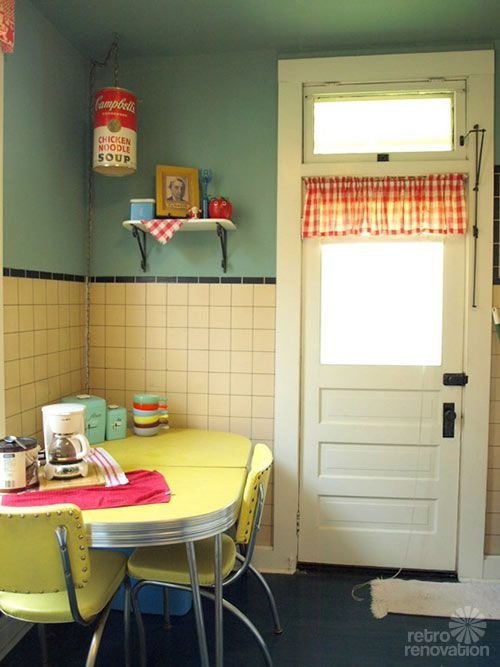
[321,241,443,366]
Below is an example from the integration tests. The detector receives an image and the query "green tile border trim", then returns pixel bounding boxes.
[89,276,276,284]
[3,268,85,282]
[2,269,276,285]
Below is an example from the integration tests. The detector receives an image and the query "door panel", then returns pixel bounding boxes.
[320,443,437,478]
[299,236,465,570]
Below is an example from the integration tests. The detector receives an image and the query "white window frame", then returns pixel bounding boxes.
[304,79,467,163]
[256,51,494,581]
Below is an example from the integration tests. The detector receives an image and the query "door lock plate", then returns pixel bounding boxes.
[443,373,468,386]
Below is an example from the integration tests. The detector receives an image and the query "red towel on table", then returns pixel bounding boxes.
[142,219,184,244]
[0,470,170,510]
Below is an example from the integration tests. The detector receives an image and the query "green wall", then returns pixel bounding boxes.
[495,44,500,162]
[3,2,500,278]
[91,52,277,277]
[3,0,87,274]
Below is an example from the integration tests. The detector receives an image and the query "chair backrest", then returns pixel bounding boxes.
[235,443,273,545]
[0,504,90,594]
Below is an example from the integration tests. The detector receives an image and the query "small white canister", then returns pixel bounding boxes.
[0,436,39,492]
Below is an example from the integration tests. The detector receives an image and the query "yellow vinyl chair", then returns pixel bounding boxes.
[128,443,282,667]
[0,504,130,667]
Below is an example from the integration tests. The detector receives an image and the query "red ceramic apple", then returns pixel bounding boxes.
[209,197,233,220]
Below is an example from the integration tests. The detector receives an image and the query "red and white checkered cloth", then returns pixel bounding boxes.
[0,0,15,54]
[302,174,467,238]
[142,218,185,244]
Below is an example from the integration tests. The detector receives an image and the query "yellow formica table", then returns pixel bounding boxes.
[83,428,252,667]
[101,428,252,471]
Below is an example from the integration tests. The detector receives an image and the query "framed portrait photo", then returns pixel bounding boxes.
[156,165,200,218]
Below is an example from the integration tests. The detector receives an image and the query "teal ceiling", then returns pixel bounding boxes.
[28,0,500,58]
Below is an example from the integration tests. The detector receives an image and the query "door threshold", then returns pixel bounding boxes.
[297,562,458,582]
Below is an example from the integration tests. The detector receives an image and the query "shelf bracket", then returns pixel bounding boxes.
[216,223,228,273]
[131,226,147,272]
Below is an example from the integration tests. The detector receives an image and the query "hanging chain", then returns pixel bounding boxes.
[85,61,96,394]
[92,36,120,82]
[113,41,120,88]
[85,37,121,392]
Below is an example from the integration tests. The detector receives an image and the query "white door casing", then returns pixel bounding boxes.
[255,51,493,578]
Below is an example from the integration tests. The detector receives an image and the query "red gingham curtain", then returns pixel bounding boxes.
[302,174,467,238]
[0,0,14,54]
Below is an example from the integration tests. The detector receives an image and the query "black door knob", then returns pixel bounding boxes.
[443,402,457,438]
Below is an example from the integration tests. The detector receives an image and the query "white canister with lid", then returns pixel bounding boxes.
[0,436,40,492]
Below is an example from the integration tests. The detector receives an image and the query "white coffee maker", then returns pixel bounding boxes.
[41,404,90,479]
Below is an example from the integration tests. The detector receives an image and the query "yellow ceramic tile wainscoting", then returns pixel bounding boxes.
[2,276,276,546]
[487,169,500,555]
[4,268,500,556]
[89,280,275,545]
[6,267,500,556]
[487,283,500,554]
[3,276,86,440]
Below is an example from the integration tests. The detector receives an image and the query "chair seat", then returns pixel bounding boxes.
[0,550,127,624]
[128,535,237,587]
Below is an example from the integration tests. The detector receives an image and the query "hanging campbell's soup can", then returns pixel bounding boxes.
[93,87,137,176]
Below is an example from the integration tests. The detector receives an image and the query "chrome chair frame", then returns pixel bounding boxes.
[55,525,132,667]
[130,481,280,667]
[0,510,130,667]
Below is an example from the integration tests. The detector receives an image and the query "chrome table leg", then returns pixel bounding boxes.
[215,532,223,666]
[186,541,210,667]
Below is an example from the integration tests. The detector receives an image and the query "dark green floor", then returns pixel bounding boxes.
[2,568,499,666]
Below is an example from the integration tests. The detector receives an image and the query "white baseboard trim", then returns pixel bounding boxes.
[253,545,297,574]
[482,555,500,581]
[0,615,32,662]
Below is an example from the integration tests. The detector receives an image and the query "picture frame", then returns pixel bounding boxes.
[156,165,200,218]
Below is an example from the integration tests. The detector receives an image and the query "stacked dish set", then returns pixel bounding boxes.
[133,394,169,436]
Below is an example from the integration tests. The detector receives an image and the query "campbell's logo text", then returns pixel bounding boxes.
[95,95,136,115]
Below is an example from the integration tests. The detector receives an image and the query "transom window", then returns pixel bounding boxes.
[313,92,453,154]
[304,80,466,163]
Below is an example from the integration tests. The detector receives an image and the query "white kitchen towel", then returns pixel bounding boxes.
[84,447,128,487]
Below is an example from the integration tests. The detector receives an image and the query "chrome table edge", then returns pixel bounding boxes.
[86,501,239,548]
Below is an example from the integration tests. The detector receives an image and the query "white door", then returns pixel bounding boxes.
[299,234,466,570]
